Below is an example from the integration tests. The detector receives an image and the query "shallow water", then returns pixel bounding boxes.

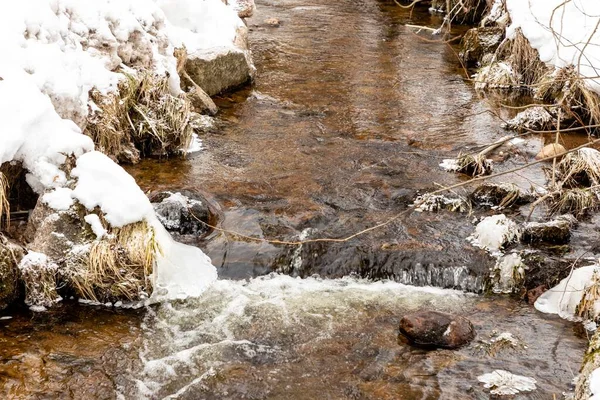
[0,0,593,398]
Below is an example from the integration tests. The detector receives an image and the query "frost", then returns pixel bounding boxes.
[478,370,537,395]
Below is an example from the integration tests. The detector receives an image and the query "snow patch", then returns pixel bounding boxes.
[468,214,520,254]
[478,370,537,395]
[534,264,599,321]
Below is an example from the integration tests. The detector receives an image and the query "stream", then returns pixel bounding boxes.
[0,0,593,399]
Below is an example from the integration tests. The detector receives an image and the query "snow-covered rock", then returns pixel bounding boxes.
[468,214,520,254]
[0,0,249,307]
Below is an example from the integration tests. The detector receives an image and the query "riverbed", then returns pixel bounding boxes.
[0,0,591,398]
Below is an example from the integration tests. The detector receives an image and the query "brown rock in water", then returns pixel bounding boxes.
[399,311,475,349]
[527,285,547,305]
[535,143,566,160]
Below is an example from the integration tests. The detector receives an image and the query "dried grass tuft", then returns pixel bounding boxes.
[87,72,194,163]
[577,270,600,321]
[536,66,600,127]
[548,188,598,217]
[455,153,493,176]
[554,148,600,188]
[0,172,9,230]
[68,219,159,302]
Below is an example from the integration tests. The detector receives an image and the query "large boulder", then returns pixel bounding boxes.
[185,47,255,96]
[399,310,475,349]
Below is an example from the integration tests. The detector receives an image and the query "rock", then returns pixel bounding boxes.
[399,311,475,349]
[0,236,24,310]
[471,182,533,208]
[459,27,505,66]
[188,86,218,116]
[503,106,557,133]
[522,214,576,244]
[535,143,566,160]
[150,190,214,236]
[264,18,281,27]
[526,284,547,305]
[185,47,255,96]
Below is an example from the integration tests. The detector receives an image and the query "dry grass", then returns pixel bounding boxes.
[498,29,548,87]
[536,66,600,127]
[475,29,548,90]
[87,72,194,163]
[548,188,598,217]
[455,153,493,176]
[68,219,159,302]
[554,148,600,188]
[0,172,8,230]
[471,182,526,208]
[577,270,600,321]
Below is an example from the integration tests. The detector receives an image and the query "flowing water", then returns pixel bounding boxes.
[0,0,594,399]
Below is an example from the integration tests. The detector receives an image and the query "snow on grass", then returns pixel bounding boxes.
[506,0,600,94]
[0,0,246,302]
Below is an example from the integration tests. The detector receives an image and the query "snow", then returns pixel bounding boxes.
[0,0,247,303]
[535,264,599,321]
[71,151,154,227]
[492,253,525,294]
[440,159,460,171]
[84,214,107,239]
[158,0,244,54]
[42,188,75,211]
[506,0,600,93]
[590,367,600,400]
[478,370,537,395]
[468,214,520,254]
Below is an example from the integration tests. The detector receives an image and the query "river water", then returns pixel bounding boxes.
[0,0,591,399]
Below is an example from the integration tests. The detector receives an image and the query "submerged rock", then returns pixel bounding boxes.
[0,236,24,310]
[399,310,475,349]
[522,214,576,244]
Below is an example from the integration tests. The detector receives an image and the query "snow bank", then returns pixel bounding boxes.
[506,0,600,93]
[0,0,246,303]
[535,264,599,321]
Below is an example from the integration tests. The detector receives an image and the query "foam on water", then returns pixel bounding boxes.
[131,274,471,398]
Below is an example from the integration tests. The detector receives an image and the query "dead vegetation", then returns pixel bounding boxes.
[0,172,8,230]
[577,270,600,321]
[87,72,195,163]
[536,65,600,128]
[67,219,159,303]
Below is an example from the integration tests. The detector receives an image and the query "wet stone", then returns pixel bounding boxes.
[521,214,576,244]
[399,311,475,349]
[526,284,547,305]
[150,190,213,236]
